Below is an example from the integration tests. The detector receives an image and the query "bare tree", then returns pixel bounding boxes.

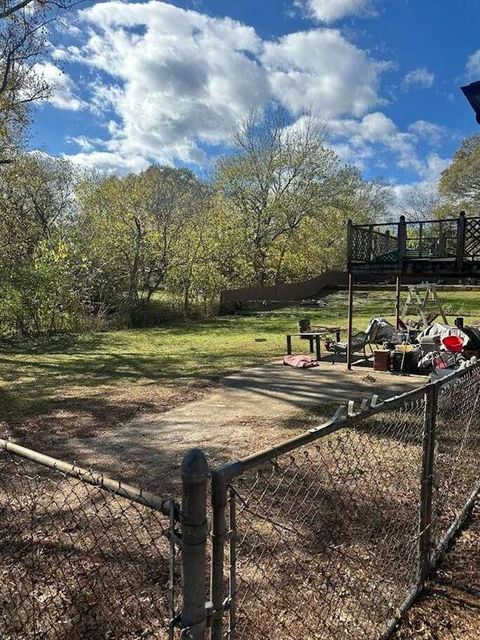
[216,109,388,285]
[0,0,81,162]
[397,183,444,221]
[216,109,349,285]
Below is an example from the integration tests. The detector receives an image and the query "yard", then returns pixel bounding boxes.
[0,287,479,639]
[1,288,479,451]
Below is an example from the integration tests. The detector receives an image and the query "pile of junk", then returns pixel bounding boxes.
[354,316,480,379]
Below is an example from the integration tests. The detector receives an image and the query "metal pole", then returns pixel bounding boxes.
[181,448,209,640]
[395,274,402,330]
[347,272,354,370]
[210,471,228,640]
[228,488,237,640]
[0,438,172,515]
[346,218,353,269]
[418,384,438,584]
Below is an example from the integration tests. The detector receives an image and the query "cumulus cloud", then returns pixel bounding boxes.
[64,150,150,174]
[326,112,446,178]
[53,0,388,171]
[419,153,450,182]
[262,29,387,118]
[407,120,446,145]
[296,0,373,23]
[391,154,449,219]
[34,62,86,110]
[402,67,435,89]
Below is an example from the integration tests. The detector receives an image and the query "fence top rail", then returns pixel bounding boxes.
[352,222,398,237]
[214,360,480,482]
[351,215,480,231]
[0,438,175,517]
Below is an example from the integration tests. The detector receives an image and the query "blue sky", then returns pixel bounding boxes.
[31,0,480,195]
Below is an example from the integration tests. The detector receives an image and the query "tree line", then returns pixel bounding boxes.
[0,111,394,336]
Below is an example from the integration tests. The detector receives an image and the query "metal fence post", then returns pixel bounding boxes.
[418,383,438,584]
[181,448,209,640]
[210,470,228,640]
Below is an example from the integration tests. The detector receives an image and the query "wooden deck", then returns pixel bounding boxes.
[348,213,480,278]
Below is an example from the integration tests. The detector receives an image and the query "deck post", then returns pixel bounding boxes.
[347,272,354,371]
[346,218,353,268]
[398,215,407,269]
[456,211,466,271]
[395,274,402,330]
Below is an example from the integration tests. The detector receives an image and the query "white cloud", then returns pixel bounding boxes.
[34,62,86,111]
[402,67,435,89]
[390,155,448,220]
[262,29,387,118]
[466,49,480,79]
[61,1,269,169]
[327,112,447,178]
[328,112,400,145]
[65,150,150,174]
[54,0,389,172]
[419,152,450,182]
[296,0,373,23]
[407,120,445,145]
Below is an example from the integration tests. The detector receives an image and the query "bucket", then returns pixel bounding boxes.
[297,319,311,335]
[442,335,464,353]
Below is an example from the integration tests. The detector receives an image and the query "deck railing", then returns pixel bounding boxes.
[348,213,480,268]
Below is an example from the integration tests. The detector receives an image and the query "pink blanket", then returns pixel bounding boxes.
[283,355,319,368]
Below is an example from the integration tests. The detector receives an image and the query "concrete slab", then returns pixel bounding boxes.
[65,360,427,489]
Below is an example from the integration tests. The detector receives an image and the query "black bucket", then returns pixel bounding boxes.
[297,319,311,336]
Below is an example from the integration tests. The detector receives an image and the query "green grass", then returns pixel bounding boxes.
[1,288,479,440]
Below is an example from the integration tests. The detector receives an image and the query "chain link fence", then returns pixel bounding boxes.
[432,365,480,559]
[210,362,480,640]
[0,439,182,640]
[1,364,479,640]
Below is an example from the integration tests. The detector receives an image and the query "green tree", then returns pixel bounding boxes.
[439,134,480,213]
[0,153,88,336]
[141,165,210,302]
[76,166,210,323]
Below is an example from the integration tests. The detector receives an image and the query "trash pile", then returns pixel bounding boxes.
[336,315,480,378]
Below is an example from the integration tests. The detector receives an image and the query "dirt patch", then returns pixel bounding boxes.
[1,381,213,444]
[394,503,480,639]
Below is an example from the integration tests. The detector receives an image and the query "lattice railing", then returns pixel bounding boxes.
[350,225,398,263]
[464,217,480,260]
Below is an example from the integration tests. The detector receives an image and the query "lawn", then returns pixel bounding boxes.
[1,288,479,445]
